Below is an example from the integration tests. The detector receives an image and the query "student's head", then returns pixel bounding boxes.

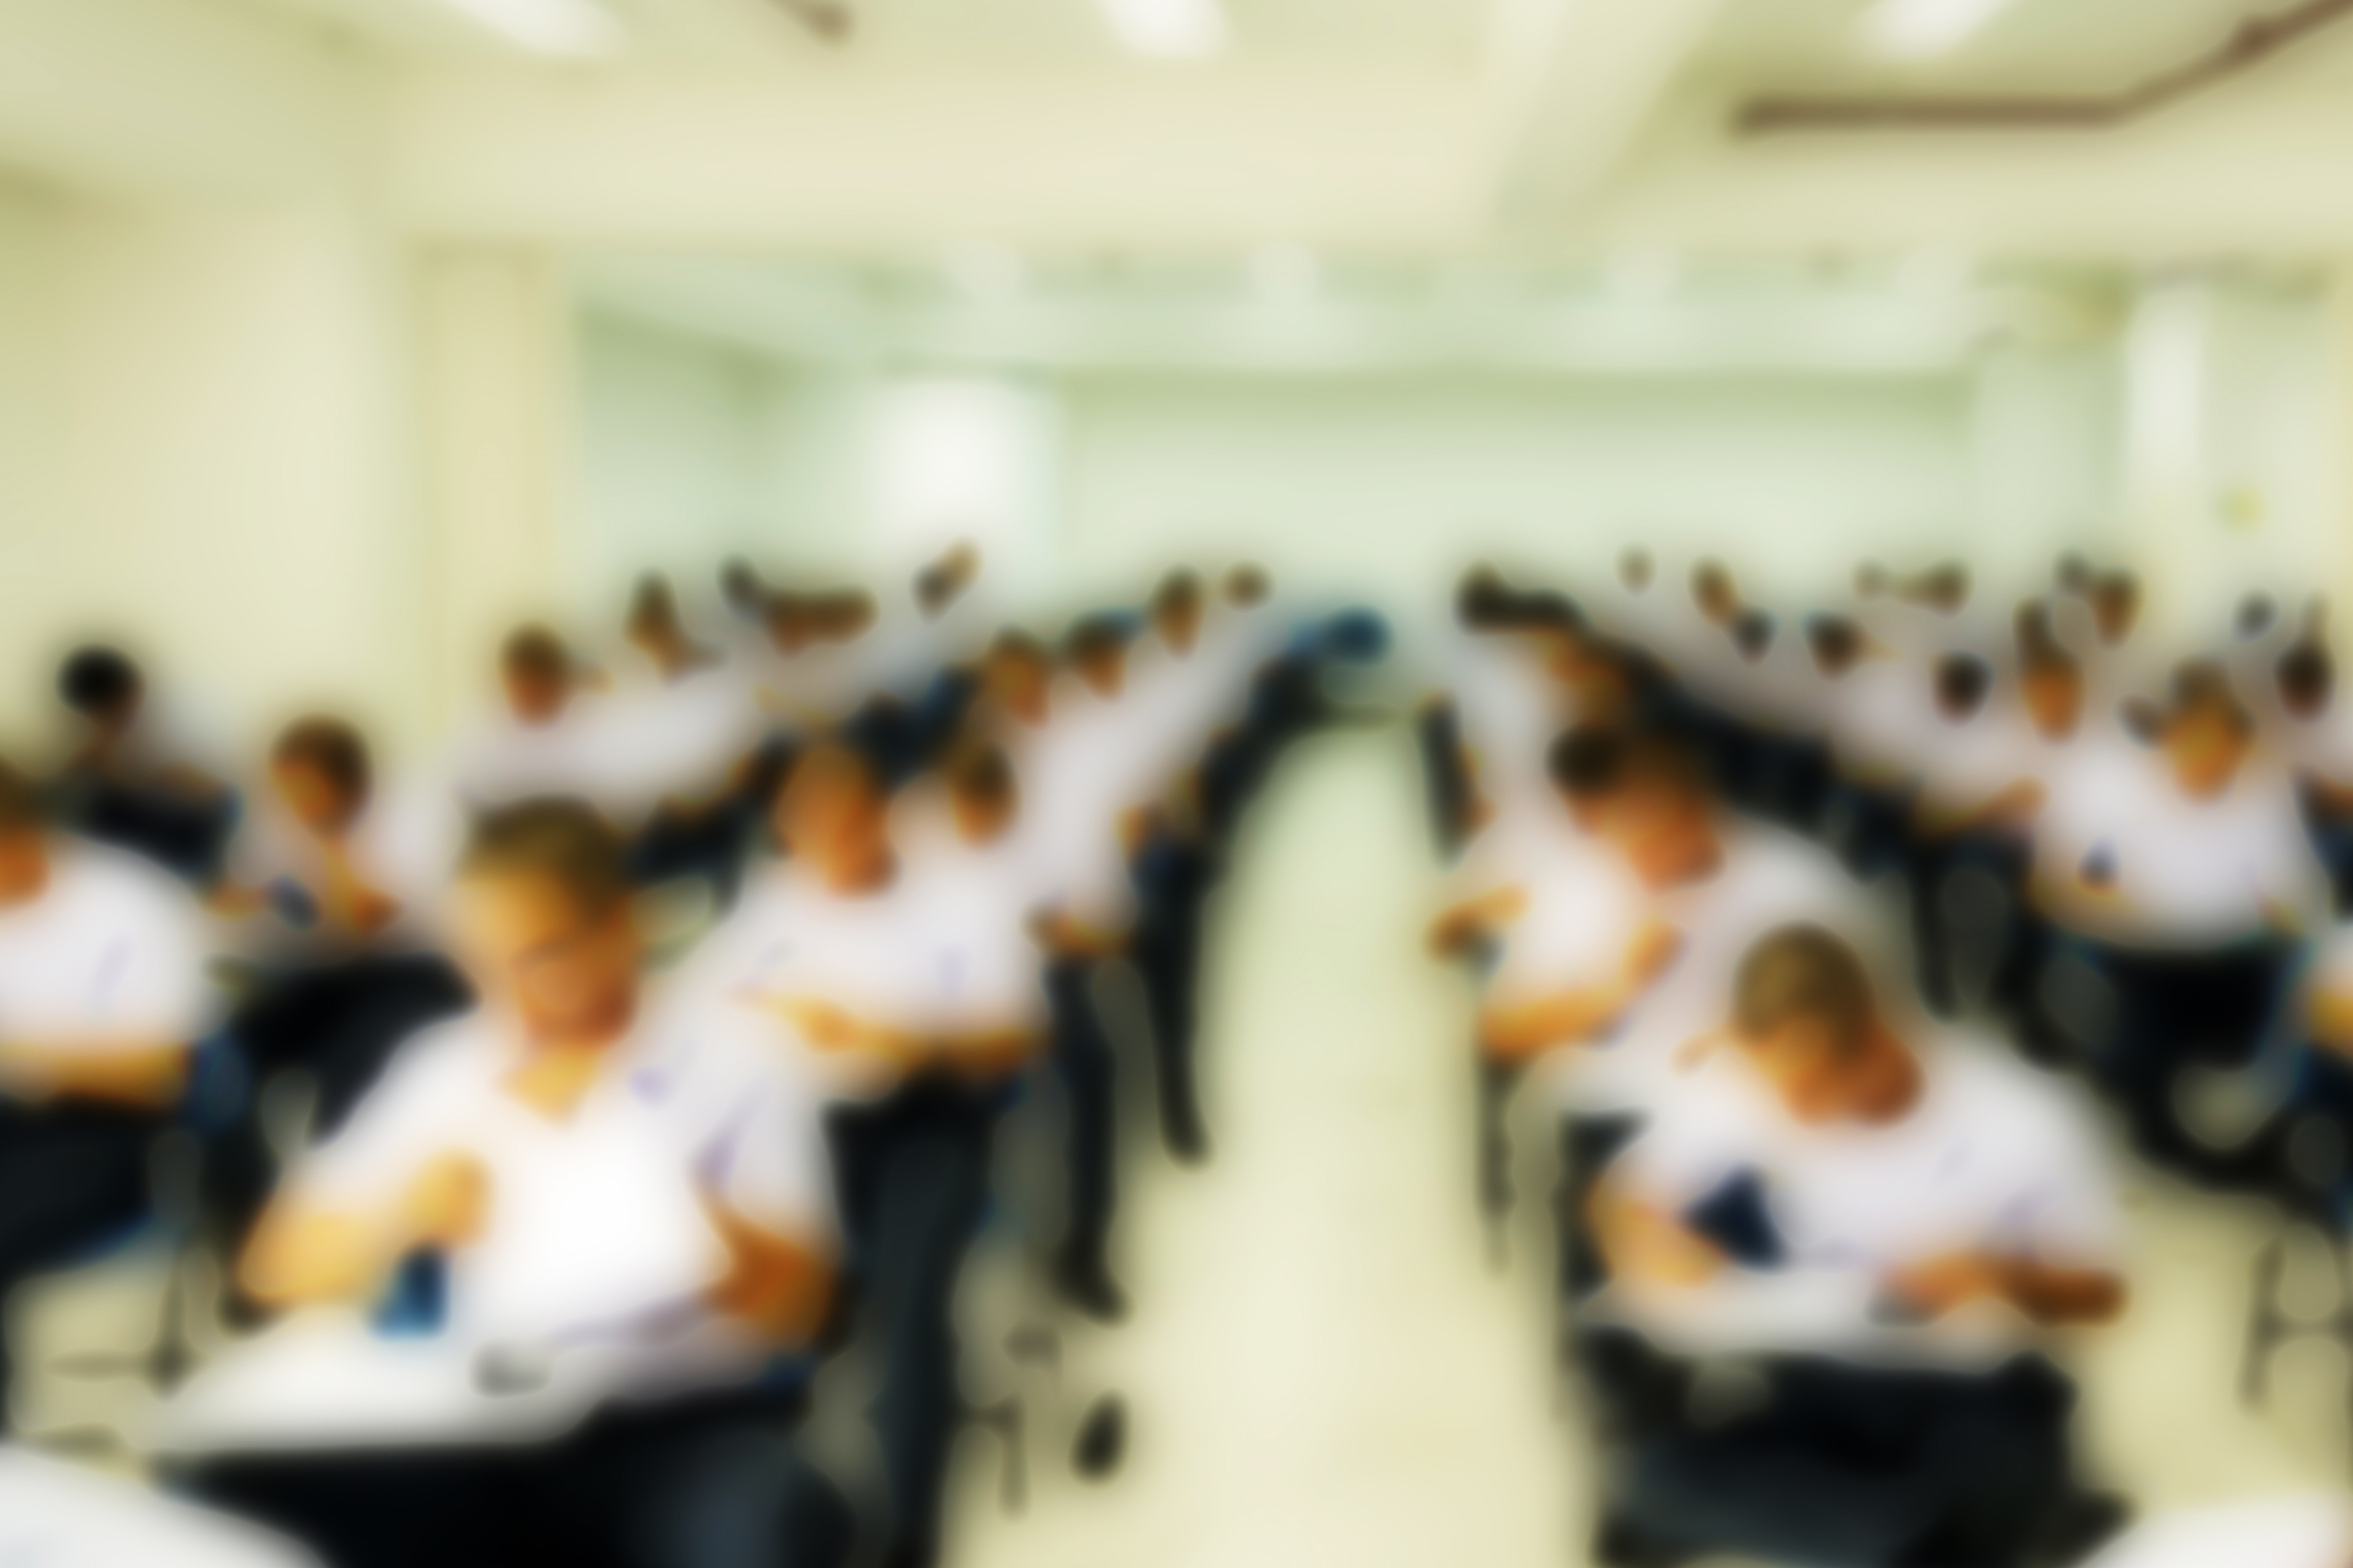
[500,624,573,726]
[2055,553,2096,598]
[1690,559,1739,627]
[1547,726,1715,880]
[1455,566,1517,632]
[981,629,1054,724]
[2277,599,2333,721]
[2236,592,2278,642]
[2160,660,2255,798]
[451,799,640,1048]
[2015,603,2083,739]
[1151,569,1207,653]
[1729,607,1775,663]
[1901,561,1970,614]
[1618,547,1655,593]
[1853,561,1892,599]
[776,740,891,884]
[914,541,981,620]
[2090,571,2141,646]
[1063,614,1130,699]
[719,557,766,619]
[1222,563,1271,607]
[762,592,817,655]
[58,645,144,731]
[270,716,371,838]
[1805,614,1864,678]
[1933,653,1992,723]
[810,590,878,645]
[1729,924,1883,1124]
[0,761,52,906]
[625,573,683,650]
[942,738,1018,846]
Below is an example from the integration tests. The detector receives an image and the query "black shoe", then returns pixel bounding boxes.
[1592,1509,1685,1568]
[1162,1100,1211,1167]
[1051,1247,1130,1325]
[2024,1489,2134,1568]
[1073,1393,1127,1481]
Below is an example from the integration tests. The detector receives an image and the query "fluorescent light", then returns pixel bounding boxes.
[434,0,623,56]
[1098,0,1228,58]
[1859,0,2018,59]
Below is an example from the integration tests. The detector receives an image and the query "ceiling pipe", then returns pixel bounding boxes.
[1735,0,2353,134]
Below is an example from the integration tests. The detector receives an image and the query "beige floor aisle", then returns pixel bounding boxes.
[950,725,1581,1568]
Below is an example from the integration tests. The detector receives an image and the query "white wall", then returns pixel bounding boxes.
[1052,370,1997,615]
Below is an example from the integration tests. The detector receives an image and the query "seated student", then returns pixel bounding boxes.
[1583,924,2125,1568]
[206,717,474,1262]
[0,759,217,1429]
[446,624,629,814]
[2242,600,2353,911]
[1811,608,1927,880]
[677,740,1046,1568]
[52,644,242,893]
[205,799,851,1568]
[2029,660,2327,1177]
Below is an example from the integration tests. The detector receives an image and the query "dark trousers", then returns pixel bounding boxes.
[2054,935,2296,1184]
[0,1100,163,1428]
[1132,833,1216,1157]
[1047,957,1117,1278]
[1413,698,1477,862]
[825,1076,1005,1562]
[1577,1326,2081,1568]
[209,954,474,1249]
[1905,833,2030,1022]
[181,1385,852,1568]
[65,779,240,890]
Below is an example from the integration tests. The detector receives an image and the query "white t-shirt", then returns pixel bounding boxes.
[1615,1029,2118,1334]
[294,1001,834,1354]
[1823,651,1936,788]
[2032,744,2327,948]
[1444,632,1577,826]
[226,775,462,958]
[444,697,665,825]
[1545,822,1876,1114]
[1447,807,1641,1010]
[1912,692,2064,822]
[0,841,212,1047]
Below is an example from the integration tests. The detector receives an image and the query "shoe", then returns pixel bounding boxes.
[1161,1100,1211,1167]
[1073,1393,1127,1480]
[2025,1489,2134,1568]
[1051,1247,1130,1325]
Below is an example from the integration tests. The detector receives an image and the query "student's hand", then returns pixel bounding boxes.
[758,994,865,1053]
[1882,1252,2008,1318]
[0,1041,60,1105]
[1622,919,1684,986]
[2309,988,2353,1057]
[203,882,271,921]
[400,1152,492,1250]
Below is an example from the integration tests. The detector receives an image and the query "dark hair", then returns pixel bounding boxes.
[1691,559,1736,608]
[1730,608,1776,661]
[58,646,142,716]
[719,558,764,614]
[1063,614,1131,666]
[1455,566,1516,630]
[1516,591,1587,637]
[459,798,631,916]
[2279,636,2334,714]
[1223,564,1271,606]
[987,627,1052,671]
[1152,569,1206,620]
[1618,548,1655,591]
[627,573,678,637]
[2169,658,2254,738]
[943,739,1016,807]
[1933,654,1992,719]
[2055,553,2096,596]
[1904,561,1970,613]
[0,758,48,833]
[812,590,878,642]
[1733,924,1875,1058]
[2236,593,2278,641]
[501,624,570,684]
[1806,614,1862,675]
[2091,572,2141,642]
[272,716,372,815]
[1548,726,1628,798]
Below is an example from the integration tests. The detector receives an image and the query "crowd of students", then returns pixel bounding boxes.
[1419,548,2353,1567]
[0,546,1386,1568]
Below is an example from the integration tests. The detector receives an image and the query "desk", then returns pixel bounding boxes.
[1578,1270,2040,1372]
[140,1310,772,1458]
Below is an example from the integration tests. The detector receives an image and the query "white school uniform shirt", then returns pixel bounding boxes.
[1822,650,1936,789]
[886,787,1054,1038]
[1004,677,1160,934]
[1911,691,2062,824]
[1450,807,1646,1012]
[1613,1028,2120,1342]
[1719,611,1831,739]
[108,688,240,787]
[292,1000,834,1357]
[2032,742,2327,949]
[444,696,663,823]
[1445,631,1576,827]
[226,776,462,959]
[0,841,213,1047]
[1543,822,1875,1115]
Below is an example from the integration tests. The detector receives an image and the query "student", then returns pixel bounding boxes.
[446,624,630,815]
[206,717,474,1263]
[52,644,242,892]
[0,759,217,1429]
[1583,924,2125,1568]
[207,799,851,1568]
[680,740,1045,1568]
[2029,660,2327,1176]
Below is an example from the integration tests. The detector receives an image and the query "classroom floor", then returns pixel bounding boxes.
[15,725,2353,1565]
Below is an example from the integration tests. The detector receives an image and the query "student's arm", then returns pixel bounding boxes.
[237,1151,491,1309]
[1423,883,1526,960]
[2309,980,2353,1058]
[1586,1172,1725,1291]
[1915,778,2045,840]
[1476,918,1681,1063]
[698,1196,837,1346]
[750,993,1042,1078]
[1028,906,1129,961]
[0,1036,191,1110]
[1881,1251,2125,1327]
